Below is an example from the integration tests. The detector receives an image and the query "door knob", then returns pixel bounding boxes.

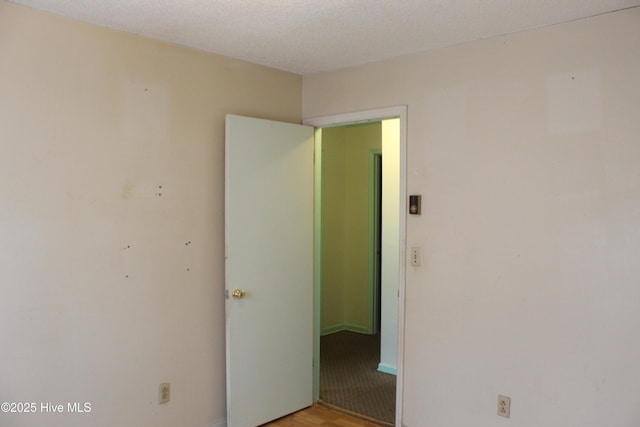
[232,289,246,299]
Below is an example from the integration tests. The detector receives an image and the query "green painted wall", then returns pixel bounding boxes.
[321,122,382,333]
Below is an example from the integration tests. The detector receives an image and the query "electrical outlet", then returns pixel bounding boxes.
[159,383,170,404]
[410,247,421,266]
[497,395,510,418]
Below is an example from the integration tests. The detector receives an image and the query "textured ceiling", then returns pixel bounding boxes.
[8,0,640,74]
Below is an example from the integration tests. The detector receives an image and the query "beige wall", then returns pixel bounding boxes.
[305,7,640,427]
[321,122,381,333]
[0,2,301,427]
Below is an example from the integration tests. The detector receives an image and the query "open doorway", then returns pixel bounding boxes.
[315,120,399,425]
[224,109,405,427]
[307,106,407,427]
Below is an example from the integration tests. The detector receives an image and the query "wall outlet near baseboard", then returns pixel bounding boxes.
[497,395,510,418]
[159,383,170,404]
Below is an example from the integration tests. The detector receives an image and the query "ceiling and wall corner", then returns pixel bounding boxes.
[6,0,640,74]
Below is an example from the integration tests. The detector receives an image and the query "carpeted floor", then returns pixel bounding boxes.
[320,330,396,425]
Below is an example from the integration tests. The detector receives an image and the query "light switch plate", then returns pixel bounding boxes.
[410,247,421,266]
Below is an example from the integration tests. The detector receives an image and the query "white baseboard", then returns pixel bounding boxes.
[377,363,397,376]
[321,323,370,335]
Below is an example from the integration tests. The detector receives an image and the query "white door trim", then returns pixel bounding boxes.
[304,106,407,427]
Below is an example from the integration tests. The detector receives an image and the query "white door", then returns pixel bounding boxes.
[225,115,314,427]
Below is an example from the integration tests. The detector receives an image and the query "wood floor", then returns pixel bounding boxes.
[262,405,384,427]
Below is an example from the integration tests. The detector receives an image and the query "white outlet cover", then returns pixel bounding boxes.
[498,395,511,418]
[159,383,170,404]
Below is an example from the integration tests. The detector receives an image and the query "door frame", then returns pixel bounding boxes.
[304,106,407,427]
[368,149,383,335]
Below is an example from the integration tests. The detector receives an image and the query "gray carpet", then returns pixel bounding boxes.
[320,331,396,425]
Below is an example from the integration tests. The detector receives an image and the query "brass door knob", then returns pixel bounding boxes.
[232,289,246,299]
